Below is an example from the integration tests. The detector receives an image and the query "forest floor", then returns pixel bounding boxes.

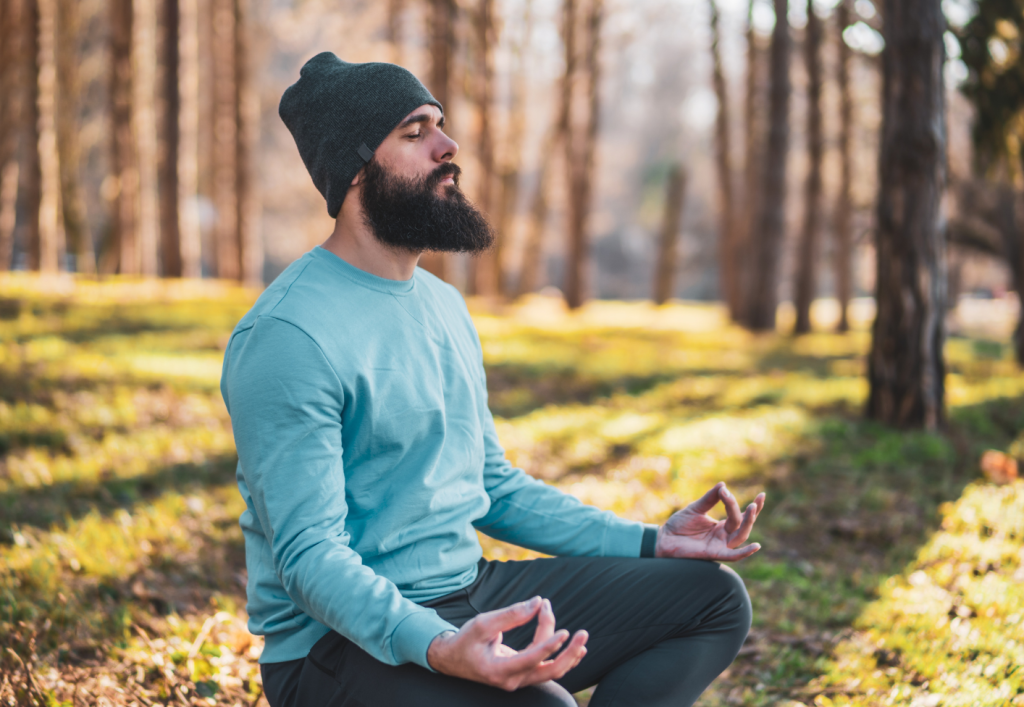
[1,274,1022,707]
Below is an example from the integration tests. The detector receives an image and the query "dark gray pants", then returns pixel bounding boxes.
[261,556,751,707]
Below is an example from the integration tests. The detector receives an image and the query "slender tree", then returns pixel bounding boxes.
[517,125,557,296]
[866,0,947,429]
[738,0,765,324]
[834,0,854,331]
[23,0,42,271]
[56,0,94,274]
[387,0,405,65]
[178,0,201,277]
[793,0,824,334]
[468,0,497,296]
[159,0,182,277]
[708,0,738,317]
[0,0,24,271]
[108,0,138,274]
[564,0,603,310]
[494,0,532,298]
[211,0,238,280]
[237,0,262,286]
[746,0,790,331]
[134,0,160,276]
[654,165,687,305]
[35,0,63,273]
[420,0,457,282]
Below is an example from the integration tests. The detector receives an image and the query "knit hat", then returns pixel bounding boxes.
[279,52,443,218]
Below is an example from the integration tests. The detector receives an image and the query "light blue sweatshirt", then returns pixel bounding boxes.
[220,247,647,670]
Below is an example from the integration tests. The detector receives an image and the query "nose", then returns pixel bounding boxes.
[434,132,458,163]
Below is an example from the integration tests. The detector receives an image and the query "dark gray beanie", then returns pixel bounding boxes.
[279,52,443,218]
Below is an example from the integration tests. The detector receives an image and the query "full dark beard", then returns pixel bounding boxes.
[359,160,495,254]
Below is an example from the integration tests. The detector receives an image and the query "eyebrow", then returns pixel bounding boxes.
[399,112,445,129]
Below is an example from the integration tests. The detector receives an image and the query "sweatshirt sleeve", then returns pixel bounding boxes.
[222,315,455,670]
[460,317,652,557]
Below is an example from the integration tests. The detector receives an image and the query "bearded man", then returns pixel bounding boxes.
[221,53,766,707]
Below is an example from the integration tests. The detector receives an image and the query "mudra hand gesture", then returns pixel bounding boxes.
[655,482,765,562]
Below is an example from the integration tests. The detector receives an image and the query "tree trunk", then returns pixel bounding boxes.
[23,0,42,271]
[834,1,853,332]
[0,0,25,271]
[564,0,602,310]
[420,0,456,282]
[866,0,947,430]
[159,0,182,277]
[996,179,1024,364]
[493,0,532,299]
[56,0,93,275]
[134,0,160,276]
[109,0,138,274]
[793,0,823,334]
[654,165,687,305]
[746,0,790,331]
[36,0,64,273]
[737,0,764,324]
[387,0,405,65]
[178,0,201,277]
[468,0,497,296]
[708,0,737,316]
[212,0,239,280]
[517,127,557,297]
[236,0,262,286]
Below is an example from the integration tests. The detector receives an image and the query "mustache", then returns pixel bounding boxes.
[424,162,461,189]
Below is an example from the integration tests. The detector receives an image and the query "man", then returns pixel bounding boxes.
[221,52,765,707]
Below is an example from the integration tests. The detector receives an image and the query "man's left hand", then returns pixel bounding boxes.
[654,482,765,562]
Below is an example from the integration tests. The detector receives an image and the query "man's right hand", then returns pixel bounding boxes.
[426,596,588,691]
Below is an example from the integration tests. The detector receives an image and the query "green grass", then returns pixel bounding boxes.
[1,275,1022,706]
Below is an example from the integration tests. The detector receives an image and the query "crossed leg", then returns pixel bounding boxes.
[261,556,751,707]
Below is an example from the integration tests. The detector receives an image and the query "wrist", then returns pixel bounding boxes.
[427,630,457,672]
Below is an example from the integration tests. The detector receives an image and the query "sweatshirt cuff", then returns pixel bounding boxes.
[390,609,459,671]
[640,524,659,557]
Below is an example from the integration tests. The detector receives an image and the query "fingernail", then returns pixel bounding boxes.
[529,596,541,608]
[722,486,732,499]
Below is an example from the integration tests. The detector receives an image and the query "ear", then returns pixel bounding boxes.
[350,168,363,187]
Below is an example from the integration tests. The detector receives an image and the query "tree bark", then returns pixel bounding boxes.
[708,0,737,317]
[55,0,93,275]
[134,0,160,276]
[387,0,405,65]
[159,0,182,277]
[109,0,138,274]
[494,0,532,299]
[178,0,201,277]
[746,0,790,331]
[517,126,558,297]
[212,0,239,280]
[420,0,456,282]
[468,0,497,296]
[793,0,823,334]
[236,0,262,286]
[564,0,602,310]
[0,0,24,271]
[866,0,947,430]
[23,0,42,271]
[737,0,765,324]
[654,165,687,305]
[834,1,853,332]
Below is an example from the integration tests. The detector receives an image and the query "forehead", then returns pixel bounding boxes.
[394,103,443,129]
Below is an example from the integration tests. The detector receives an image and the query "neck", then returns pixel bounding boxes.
[321,191,420,281]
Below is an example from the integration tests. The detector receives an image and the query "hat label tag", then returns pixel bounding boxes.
[357,143,374,162]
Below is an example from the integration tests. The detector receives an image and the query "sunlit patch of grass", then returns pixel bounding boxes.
[3,282,1024,707]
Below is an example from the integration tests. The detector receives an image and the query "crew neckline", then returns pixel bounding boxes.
[313,246,417,296]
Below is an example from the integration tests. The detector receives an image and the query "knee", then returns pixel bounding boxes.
[525,681,578,707]
[715,564,753,639]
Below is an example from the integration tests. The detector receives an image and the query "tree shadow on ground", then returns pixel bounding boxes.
[710,394,1024,702]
